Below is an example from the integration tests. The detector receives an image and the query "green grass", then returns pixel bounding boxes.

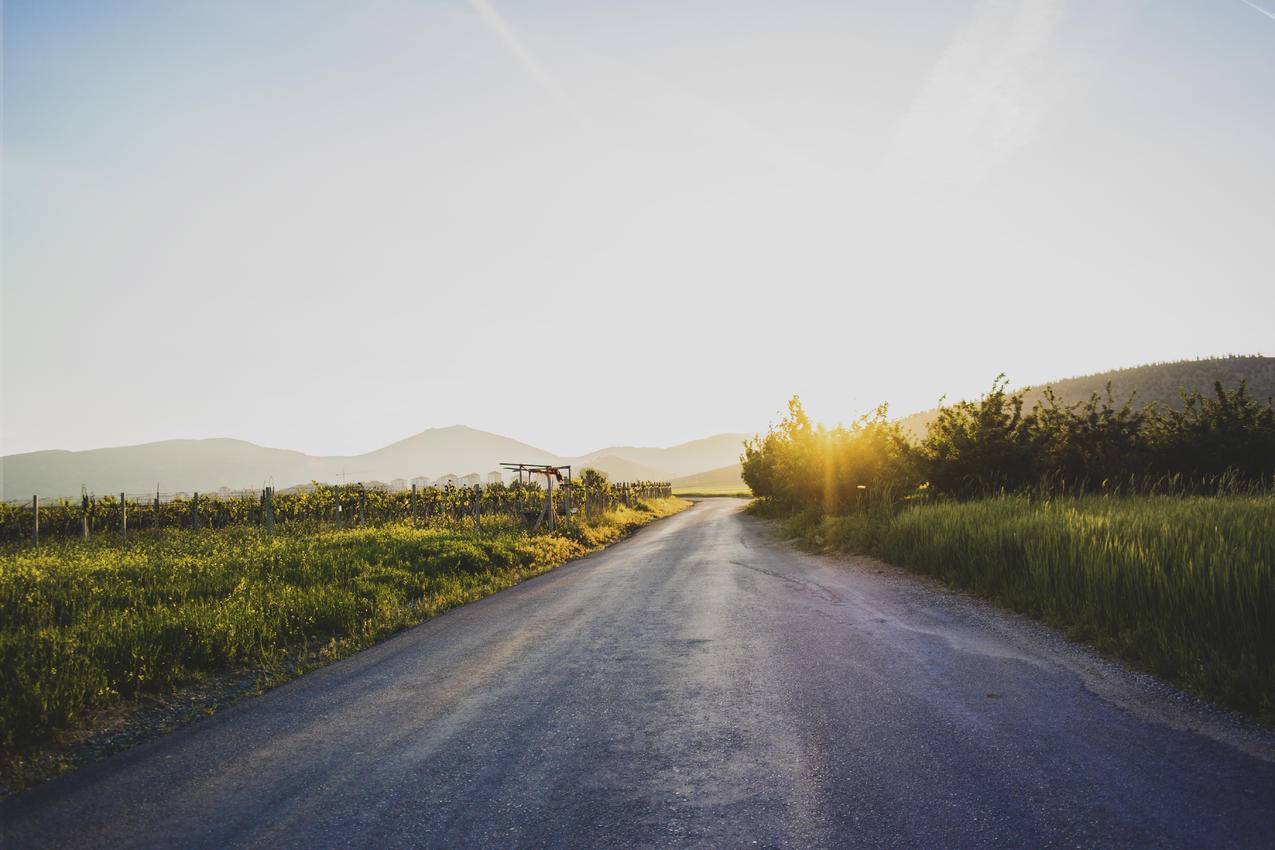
[776,495,1275,722]
[673,488,753,498]
[0,498,688,753]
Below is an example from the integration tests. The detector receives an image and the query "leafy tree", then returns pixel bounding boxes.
[917,376,1040,497]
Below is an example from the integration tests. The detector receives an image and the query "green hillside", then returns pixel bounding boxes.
[898,355,1275,439]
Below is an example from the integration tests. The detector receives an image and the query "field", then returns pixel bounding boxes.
[0,497,688,758]
[673,487,753,497]
[778,494,1275,721]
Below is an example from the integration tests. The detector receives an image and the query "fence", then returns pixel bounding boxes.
[0,480,674,545]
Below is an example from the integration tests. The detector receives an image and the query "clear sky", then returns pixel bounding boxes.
[3,0,1273,457]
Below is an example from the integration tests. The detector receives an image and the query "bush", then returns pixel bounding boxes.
[743,379,1275,514]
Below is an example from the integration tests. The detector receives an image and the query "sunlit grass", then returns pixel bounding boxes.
[780,495,1275,721]
[0,497,688,750]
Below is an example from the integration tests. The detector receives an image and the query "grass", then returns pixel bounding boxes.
[0,498,688,757]
[773,495,1275,722]
[673,487,753,497]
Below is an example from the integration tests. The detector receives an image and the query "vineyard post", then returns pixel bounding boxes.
[82,492,90,540]
[120,492,127,543]
[533,484,548,531]
[411,484,418,528]
[359,487,366,527]
[547,474,557,531]
[32,495,39,546]
[265,486,274,533]
[192,492,200,530]
[153,489,160,531]
[472,485,481,532]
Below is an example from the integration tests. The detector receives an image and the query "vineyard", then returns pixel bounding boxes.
[0,486,687,760]
[1,479,673,545]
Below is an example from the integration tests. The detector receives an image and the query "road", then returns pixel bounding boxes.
[5,498,1274,848]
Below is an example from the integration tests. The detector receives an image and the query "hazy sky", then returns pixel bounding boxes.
[4,0,1273,457]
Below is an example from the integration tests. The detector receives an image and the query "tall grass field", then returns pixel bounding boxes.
[786,495,1275,721]
[0,498,687,753]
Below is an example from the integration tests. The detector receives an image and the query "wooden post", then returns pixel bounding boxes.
[533,482,548,531]
[82,492,90,539]
[154,489,161,531]
[359,487,366,527]
[411,484,418,528]
[472,485,482,532]
[121,492,127,543]
[265,486,274,533]
[547,474,556,531]
[32,495,39,546]
[192,492,200,530]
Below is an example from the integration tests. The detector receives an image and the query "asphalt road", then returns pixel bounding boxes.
[5,498,1275,848]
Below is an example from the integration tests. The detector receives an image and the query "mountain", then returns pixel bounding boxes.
[671,463,748,493]
[897,355,1275,439]
[354,426,560,481]
[0,439,319,501]
[572,433,750,480]
[572,455,675,483]
[0,426,750,500]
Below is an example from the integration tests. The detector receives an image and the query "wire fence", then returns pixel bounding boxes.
[1,480,674,545]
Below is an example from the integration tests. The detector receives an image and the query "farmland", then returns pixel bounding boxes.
[0,479,673,544]
[0,494,688,762]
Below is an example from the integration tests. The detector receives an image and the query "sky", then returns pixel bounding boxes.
[3,0,1273,457]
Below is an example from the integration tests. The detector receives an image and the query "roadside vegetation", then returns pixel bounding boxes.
[743,379,1275,721]
[0,497,688,757]
[896,354,1275,439]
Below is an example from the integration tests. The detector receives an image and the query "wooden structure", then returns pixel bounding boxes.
[500,463,572,530]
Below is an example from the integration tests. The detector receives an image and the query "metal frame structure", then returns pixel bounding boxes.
[500,463,572,530]
[499,463,572,486]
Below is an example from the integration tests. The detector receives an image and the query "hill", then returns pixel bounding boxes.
[0,426,750,500]
[353,426,560,481]
[671,463,749,494]
[0,439,318,502]
[574,455,675,483]
[897,355,1275,439]
[572,433,750,480]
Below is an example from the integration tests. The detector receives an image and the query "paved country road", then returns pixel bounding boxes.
[4,499,1274,849]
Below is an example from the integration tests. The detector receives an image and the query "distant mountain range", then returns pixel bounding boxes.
[9,356,1267,500]
[0,427,751,500]
[897,355,1275,438]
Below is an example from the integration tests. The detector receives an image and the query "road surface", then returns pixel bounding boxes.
[5,498,1274,848]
